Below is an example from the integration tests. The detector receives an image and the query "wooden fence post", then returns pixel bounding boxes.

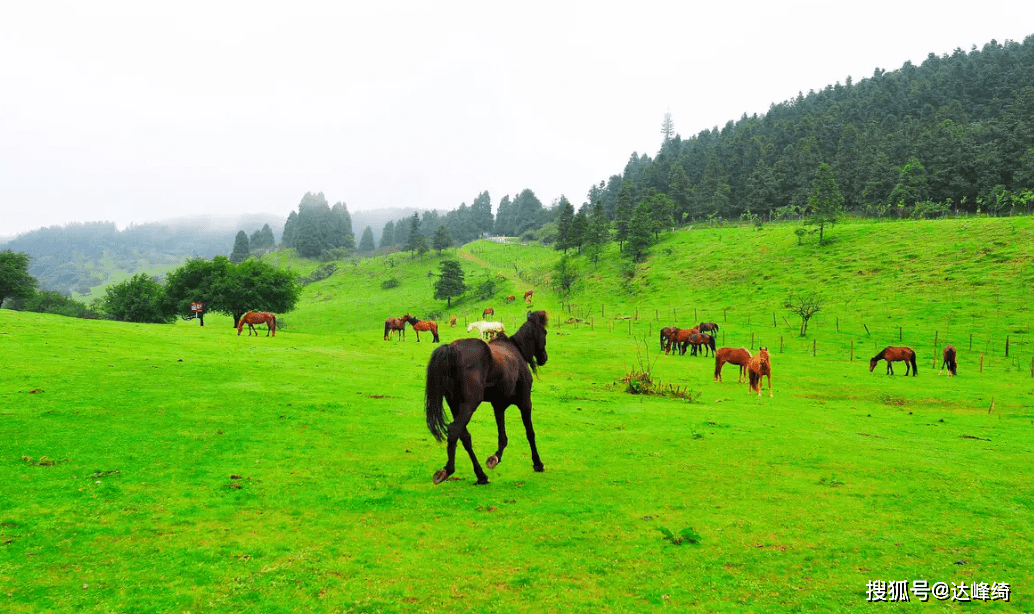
[934,330,938,346]
[780,336,784,353]
[899,326,902,341]
[751,332,755,350]
[1005,335,1010,357]
[932,347,938,369]
[812,339,816,356]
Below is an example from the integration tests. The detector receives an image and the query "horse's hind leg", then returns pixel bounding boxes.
[486,404,509,470]
[458,426,490,485]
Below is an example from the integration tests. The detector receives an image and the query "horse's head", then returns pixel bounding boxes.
[527,310,549,367]
[868,356,879,372]
[758,347,770,367]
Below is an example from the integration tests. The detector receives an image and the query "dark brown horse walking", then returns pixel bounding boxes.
[384,316,406,341]
[747,347,772,396]
[482,307,495,319]
[870,346,918,376]
[715,347,752,382]
[404,314,440,342]
[238,311,276,337]
[939,345,958,376]
[425,311,549,485]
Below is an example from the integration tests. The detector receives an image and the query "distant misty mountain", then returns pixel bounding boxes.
[0,208,423,297]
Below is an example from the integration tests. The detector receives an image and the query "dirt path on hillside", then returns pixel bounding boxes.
[459,251,491,268]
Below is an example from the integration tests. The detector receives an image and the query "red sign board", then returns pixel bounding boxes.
[191,302,203,312]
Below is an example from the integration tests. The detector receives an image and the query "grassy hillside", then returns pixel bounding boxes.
[2,217,1032,613]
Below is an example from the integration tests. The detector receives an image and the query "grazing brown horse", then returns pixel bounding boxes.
[524,290,534,303]
[664,326,700,354]
[939,345,958,376]
[384,316,407,341]
[747,347,772,396]
[660,326,679,351]
[425,311,549,485]
[483,307,495,319]
[238,311,276,337]
[449,315,457,327]
[715,347,752,382]
[686,332,716,357]
[870,346,918,376]
[506,295,516,303]
[404,314,440,343]
[699,322,719,335]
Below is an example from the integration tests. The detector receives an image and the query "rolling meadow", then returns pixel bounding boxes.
[2,217,1033,613]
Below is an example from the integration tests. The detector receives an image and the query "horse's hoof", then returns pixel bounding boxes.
[533,465,545,473]
[475,477,490,485]
[433,469,450,484]
[486,455,499,469]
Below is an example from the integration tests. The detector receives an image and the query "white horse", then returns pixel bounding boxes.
[467,320,505,340]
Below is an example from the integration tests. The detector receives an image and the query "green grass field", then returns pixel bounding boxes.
[2,217,1032,612]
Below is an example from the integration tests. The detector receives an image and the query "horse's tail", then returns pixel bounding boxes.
[384,320,391,340]
[431,324,440,343]
[269,314,276,336]
[425,345,457,442]
[910,351,918,376]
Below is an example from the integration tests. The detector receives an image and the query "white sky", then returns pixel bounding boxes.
[1,1,1031,239]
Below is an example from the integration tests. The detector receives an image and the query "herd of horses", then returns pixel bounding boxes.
[239,297,962,487]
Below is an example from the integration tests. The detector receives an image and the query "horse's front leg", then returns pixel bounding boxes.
[486,403,509,470]
[518,400,544,473]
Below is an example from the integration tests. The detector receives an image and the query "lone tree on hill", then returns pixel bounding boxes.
[786,291,824,337]
[434,260,466,308]
[805,162,845,245]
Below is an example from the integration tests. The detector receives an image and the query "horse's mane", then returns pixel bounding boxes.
[873,347,887,360]
[492,311,548,370]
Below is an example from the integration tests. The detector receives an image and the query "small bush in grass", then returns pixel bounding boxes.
[381,277,400,290]
[658,527,702,545]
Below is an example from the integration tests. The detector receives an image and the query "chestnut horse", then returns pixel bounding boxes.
[449,315,458,327]
[664,326,700,354]
[506,295,516,303]
[238,311,276,337]
[747,347,772,396]
[483,307,495,319]
[660,326,678,351]
[714,347,752,382]
[524,290,534,303]
[939,345,958,376]
[425,311,549,485]
[384,316,406,341]
[404,314,440,342]
[870,346,918,376]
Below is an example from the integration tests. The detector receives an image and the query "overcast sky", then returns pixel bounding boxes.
[1,1,1031,239]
